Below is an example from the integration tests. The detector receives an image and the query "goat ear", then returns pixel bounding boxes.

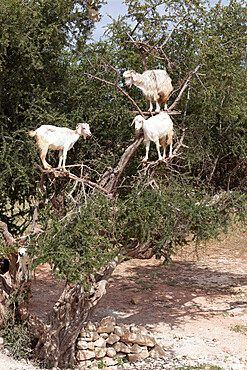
[76,123,82,135]
[131,70,136,79]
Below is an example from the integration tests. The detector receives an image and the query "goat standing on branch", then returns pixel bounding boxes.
[133,112,174,162]
[29,123,92,171]
[123,69,173,112]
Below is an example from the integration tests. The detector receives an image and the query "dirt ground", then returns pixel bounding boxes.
[1,229,247,369]
[90,229,247,369]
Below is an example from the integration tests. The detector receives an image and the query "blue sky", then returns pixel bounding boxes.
[92,0,128,41]
[91,0,230,41]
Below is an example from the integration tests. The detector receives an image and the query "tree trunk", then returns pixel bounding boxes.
[19,261,117,368]
[0,221,30,323]
[98,131,144,195]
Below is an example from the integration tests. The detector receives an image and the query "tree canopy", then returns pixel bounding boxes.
[0,0,247,282]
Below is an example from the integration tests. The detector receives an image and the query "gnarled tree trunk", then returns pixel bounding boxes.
[18,261,117,368]
[0,221,31,323]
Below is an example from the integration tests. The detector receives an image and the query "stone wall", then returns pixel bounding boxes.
[76,316,165,368]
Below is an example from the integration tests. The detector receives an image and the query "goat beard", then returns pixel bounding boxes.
[124,78,133,88]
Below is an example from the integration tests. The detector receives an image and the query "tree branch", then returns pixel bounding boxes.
[0,221,16,247]
[159,14,188,49]
[84,72,145,117]
[34,163,111,196]
[169,64,201,111]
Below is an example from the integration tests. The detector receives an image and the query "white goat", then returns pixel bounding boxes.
[17,247,31,282]
[133,112,174,162]
[123,69,173,112]
[29,123,91,170]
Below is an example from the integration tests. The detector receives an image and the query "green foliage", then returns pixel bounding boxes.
[97,359,107,368]
[30,194,120,284]
[231,325,247,334]
[178,365,223,370]
[28,174,247,283]
[113,356,128,366]
[0,1,246,367]
[1,314,33,360]
[116,176,247,262]
[0,0,103,232]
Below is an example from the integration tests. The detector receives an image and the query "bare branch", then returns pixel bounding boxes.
[160,14,188,49]
[132,110,181,116]
[129,5,156,37]
[0,221,16,247]
[180,86,191,130]
[34,163,111,196]
[169,64,201,111]
[98,131,144,194]
[84,72,145,117]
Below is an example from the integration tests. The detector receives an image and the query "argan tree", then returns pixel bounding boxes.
[0,0,247,367]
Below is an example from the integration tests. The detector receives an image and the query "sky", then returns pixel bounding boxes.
[92,0,128,41]
[91,0,230,41]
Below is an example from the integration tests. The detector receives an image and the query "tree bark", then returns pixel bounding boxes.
[0,221,29,323]
[98,131,144,195]
[18,260,117,368]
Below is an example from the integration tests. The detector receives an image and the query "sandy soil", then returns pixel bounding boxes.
[1,229,247,369]
[91,229,247,369]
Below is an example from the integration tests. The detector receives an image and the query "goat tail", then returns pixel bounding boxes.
[28,130,36,137]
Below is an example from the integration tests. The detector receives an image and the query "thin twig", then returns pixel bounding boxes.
[169,64,201,111]
[84,72,145,117]
[160,14,188,49]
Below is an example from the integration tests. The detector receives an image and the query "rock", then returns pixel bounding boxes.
[80,329,87,338]
[80,330,94,341]
[113,341,131,353]
[97,316,116,333]
[78,360,93,369]
[106,333,120,345]
[77,349,95,361]
[106,347,117,358]
[120,332,156,347]
[0,337,4,345]
[128,347,149,361]
[149,344,166,358]
[130,296,141,305]
[77,339,94,350]
[114,323,129,337]
[101,356,119,366]
[94,347,106,359]
[76,318,161,366]
[130,325,148,335]
[85,320,97,332]
[91,331,100,341]
[100,333,109,339]
[131,343,144,354]
[94,337,106,347]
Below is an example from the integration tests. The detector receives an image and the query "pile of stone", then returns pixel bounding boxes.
[76,316,165,368]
